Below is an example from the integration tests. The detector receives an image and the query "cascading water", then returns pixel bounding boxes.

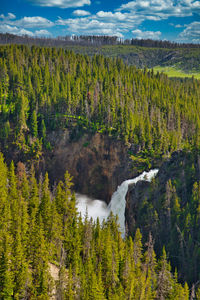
[108,169,158,237]
[76,193,109,224]
[76,169,159,236]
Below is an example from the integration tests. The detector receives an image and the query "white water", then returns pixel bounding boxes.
[76,169,158,236]
[108,169,158,236]
[76,193,109,224]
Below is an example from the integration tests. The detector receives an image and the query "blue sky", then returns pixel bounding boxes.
[1,0,200,42]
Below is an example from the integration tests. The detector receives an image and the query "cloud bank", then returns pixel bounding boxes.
[132,29,161,40]
[179,22,200,42]
[73,10,91,16]
[29,0,91,8]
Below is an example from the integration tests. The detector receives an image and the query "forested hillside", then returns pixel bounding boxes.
[0,44,200,165]
[67,45,200,73]
[1,34,200,72]
[1,44,200,297]
[0,154,191,299]
[127,150,200,286]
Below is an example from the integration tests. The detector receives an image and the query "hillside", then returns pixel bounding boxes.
[1,44,200,153]
[1,44,200,195]
[126,150,200,285]
[1,43,200,296]
[0,33,200,75]
[66,45,200,74]
[0,154,190,299]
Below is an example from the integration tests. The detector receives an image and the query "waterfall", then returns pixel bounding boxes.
[76,169,158,236]
[108,169,159,237]
[76,193,109,223]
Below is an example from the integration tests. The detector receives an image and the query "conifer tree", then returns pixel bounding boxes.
[39,173,52,239]
[31,110,38,137]
[156,247,173,300]
[0,232,14,299]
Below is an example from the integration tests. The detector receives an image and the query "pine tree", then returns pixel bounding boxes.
[30,216,51,298]
[39,173,52,240]
[156,247,173,300]
[0,232,14,299]
[31,110,38,137]
[65,265,75,300]
[41,119,46,141]
[0,153,8,224]
[12,226,29,299]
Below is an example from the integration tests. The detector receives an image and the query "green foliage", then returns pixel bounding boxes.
[131,154,152,172]
[0,153,189,299]
[0,45,200,162]
[128,151,200,286]
[62,44,200,73]
[0,44,200,297]
[31,110,38,137]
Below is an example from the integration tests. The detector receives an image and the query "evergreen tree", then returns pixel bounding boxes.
[0,232,14,299]
[31,110,38,137]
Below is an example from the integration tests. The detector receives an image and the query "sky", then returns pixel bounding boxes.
[0,0,200,43]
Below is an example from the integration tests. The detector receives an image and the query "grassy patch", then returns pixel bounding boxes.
[153,66,200,79]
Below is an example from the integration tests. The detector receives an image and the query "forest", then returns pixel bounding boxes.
[1,34,200,73]
[0,44,200,163]
[126,150,200,286]
[1,44,200,298]
[0,154,192,299]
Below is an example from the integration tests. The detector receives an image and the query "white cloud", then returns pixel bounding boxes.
[0,24,51,37]
[118,0,200,19]
[29,0,91,8]
[146,16,161,20]
[0,16,54,30]
[57,17,124,37]
[0,13,16,20]
[119,0,172,13]
[56,7,146,37]
[0,14,53,36]
[55,0,198,38]
[170,23,186,28]
[8,13,16,19]
[56,9,145,37]
[132,29,161,39]
[0,15,54,38]
[35,29,51,36]
[19,29,34,36]
[192,39,200,43]
[96,11,127,21]
[0,24,34,36]
[179,22,200,42]
[175,24,184,28]
[15,16,53,28]
[73,10,91,16]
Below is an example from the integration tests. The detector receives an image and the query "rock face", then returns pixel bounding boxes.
[44,129,135,203]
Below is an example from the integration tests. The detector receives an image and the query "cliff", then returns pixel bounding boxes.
[42,129,136,203]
